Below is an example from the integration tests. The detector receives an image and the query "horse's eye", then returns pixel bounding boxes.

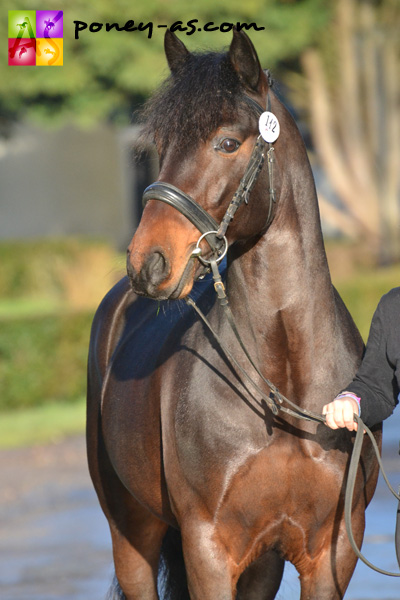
[218,138,240,154]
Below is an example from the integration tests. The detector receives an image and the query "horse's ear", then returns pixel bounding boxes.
[229,29,267,94]
[164,29,190,73]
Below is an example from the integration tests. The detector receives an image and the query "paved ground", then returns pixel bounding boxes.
[0,436,113,600]
[0,412,399,600]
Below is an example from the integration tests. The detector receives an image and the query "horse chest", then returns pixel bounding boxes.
[162,416,340,554]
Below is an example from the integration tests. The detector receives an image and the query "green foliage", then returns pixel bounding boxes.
[0,309,93,411]
[2,0,332,130]
[0,238,123,308]
[0,237,122,413]
[0,398,86,448]
[335,264,400,343]
[0,238,78,300]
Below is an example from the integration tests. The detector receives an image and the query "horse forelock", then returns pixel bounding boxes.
[139,50,265,155]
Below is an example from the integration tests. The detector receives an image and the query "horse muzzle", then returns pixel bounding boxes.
[126,245,202,300]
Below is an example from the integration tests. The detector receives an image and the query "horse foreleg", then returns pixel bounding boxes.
[106,574,125,599]
[107,502,168,600]
[297,512,364,600]
[88,438,167,599]
[236,550,284,600]
[87,383,168,599]
[180,521,238,600]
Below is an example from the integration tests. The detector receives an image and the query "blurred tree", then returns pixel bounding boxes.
[299,0,400,263]
[1,0,330,131]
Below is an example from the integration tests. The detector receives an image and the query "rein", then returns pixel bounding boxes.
[186,260,326,425]
[143,91,400,577]
[346,415,400,576]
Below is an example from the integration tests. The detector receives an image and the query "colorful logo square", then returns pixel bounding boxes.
[36,10,63,38]
[8,11,36,38]
[8,10,63,66]
[36,38,63,66]
[8,38,36,66]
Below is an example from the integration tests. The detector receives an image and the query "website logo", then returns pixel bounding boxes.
[8,10,63,66]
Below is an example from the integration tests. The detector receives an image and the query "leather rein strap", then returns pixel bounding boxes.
[346,415,400,576]
[187,261,329,425]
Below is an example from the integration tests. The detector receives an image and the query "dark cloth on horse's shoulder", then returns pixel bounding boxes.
[346,287,400,427]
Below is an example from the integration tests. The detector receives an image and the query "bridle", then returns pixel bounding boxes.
[141,90,400,577]
[142,94,276,258]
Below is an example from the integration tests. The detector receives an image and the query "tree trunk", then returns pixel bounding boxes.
[300,0,400,263]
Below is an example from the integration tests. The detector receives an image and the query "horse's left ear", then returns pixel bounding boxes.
[229,29,267,94]
[164,29,190,73]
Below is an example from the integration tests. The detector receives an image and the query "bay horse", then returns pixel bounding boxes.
[87,29,381,599]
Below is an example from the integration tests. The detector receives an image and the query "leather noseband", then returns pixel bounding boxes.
[142,182,221,252]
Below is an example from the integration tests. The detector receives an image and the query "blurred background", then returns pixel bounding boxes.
[1,0,400,598]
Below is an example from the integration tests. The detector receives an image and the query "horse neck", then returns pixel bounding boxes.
[225,148,336,400]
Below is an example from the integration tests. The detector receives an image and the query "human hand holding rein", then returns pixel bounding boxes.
[323,394,361,431]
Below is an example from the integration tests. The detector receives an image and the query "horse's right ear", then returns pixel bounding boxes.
[229,29,267,95]
[164,30,190,73]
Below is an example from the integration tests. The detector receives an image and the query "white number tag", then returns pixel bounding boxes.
[258,111,280,143]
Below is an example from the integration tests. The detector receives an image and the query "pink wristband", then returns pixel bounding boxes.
[335,391,361,415]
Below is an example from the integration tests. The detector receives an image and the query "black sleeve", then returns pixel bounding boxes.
[345,288,400,427]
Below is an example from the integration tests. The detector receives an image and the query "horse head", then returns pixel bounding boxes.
[127,29,282,300]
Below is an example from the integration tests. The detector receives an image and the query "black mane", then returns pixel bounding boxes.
[139,50,268,155]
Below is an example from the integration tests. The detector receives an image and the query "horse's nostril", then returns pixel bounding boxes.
[126,249,171,296]
[144,251,170,284]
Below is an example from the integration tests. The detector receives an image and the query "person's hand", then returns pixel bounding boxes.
[322,396,359,431]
